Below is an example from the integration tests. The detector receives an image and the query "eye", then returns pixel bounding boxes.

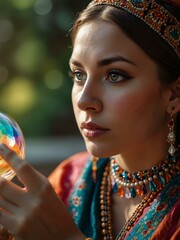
[69,70,87,82]
[106,70,131,83]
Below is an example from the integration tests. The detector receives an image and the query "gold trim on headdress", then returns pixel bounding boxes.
[88,0,180,58]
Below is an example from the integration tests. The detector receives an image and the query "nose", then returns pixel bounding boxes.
[75,80,103,112]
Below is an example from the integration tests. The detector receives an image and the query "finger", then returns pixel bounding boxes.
[0,177,26,206]
[0,206,45,239]
[0,196,18,214]
[0,224,14,240]
[0,210,17,234]
[0,144,45,192]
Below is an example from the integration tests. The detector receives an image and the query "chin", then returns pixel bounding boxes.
[85,142,117,158]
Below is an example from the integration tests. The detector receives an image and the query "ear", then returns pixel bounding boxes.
[167,76,180,114]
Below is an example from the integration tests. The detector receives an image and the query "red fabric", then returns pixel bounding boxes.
[48,152,89,204]
[151,199,180,240]
[171,228,180,240]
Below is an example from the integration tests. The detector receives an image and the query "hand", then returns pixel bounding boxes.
[0,144,85,240]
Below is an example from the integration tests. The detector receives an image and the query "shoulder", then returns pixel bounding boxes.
[48,151,90,204]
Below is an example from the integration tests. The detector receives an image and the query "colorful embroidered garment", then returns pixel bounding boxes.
[49,152,180,239]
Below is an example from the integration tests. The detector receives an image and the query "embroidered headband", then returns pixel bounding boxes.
[88,0,180,58]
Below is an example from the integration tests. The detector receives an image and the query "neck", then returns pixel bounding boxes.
[114,137,169,172]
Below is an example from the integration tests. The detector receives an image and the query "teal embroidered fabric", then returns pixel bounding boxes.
[68,157,180,240]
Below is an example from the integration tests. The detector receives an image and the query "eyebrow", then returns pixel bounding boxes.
[98,56,136,67]
[69,56,136,67]
[69,59,82,67]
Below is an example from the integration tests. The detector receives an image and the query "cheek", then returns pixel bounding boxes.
[71,90,75,109]
[71,90,77,114]
[109,85,163,121]
[71,90,81,123]
[108,92,144,113]
[71,86,78,108]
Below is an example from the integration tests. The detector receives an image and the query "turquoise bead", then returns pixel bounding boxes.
[170,29,179,40]
[158,176,165,184]
[113,182,118,193]
[130,188,136,198]
[149,181,157,192]
[122,171,129,180]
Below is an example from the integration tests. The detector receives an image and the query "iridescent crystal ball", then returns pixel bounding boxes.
[0,112,25,180]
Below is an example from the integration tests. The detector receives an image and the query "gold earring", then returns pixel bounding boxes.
[92,156,99,183]
[167,107,176,156]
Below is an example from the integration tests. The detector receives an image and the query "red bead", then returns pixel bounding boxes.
[118,186,124,197]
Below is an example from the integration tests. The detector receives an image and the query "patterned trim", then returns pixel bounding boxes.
[89,0,180,58]
[121,174,180,239]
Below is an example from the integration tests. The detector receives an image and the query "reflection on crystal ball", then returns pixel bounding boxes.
[0,112,25,180]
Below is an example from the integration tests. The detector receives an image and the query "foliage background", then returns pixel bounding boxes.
[0,0,89,138]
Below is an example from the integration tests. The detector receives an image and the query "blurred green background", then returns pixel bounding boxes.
[0,0,89,139]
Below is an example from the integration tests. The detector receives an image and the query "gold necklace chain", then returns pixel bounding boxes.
[100,164,113,239]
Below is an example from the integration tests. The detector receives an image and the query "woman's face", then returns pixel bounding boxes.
[70,20,170,158]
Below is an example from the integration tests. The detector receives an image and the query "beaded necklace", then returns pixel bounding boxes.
[110,154,179,199]
[100,152,179,240]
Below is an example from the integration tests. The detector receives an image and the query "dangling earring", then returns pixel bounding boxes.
[167,107,176,156]
[92,156,99,183]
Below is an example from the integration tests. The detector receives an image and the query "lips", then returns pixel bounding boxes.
[80,122,109,138]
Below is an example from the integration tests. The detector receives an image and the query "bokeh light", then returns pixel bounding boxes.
[56,10,73,31]
[0,0,90,137]
[10,0,36,10]
[13,38,46,73]
[44,70,64,90]
[0,77,37,114]
[0,20,14,43]
[0,66,8,84]
[34,0,53,16]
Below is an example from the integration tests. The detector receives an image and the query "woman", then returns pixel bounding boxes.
[0,0,179,239]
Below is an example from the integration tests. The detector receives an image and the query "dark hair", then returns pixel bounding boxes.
[70,4,180,144]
